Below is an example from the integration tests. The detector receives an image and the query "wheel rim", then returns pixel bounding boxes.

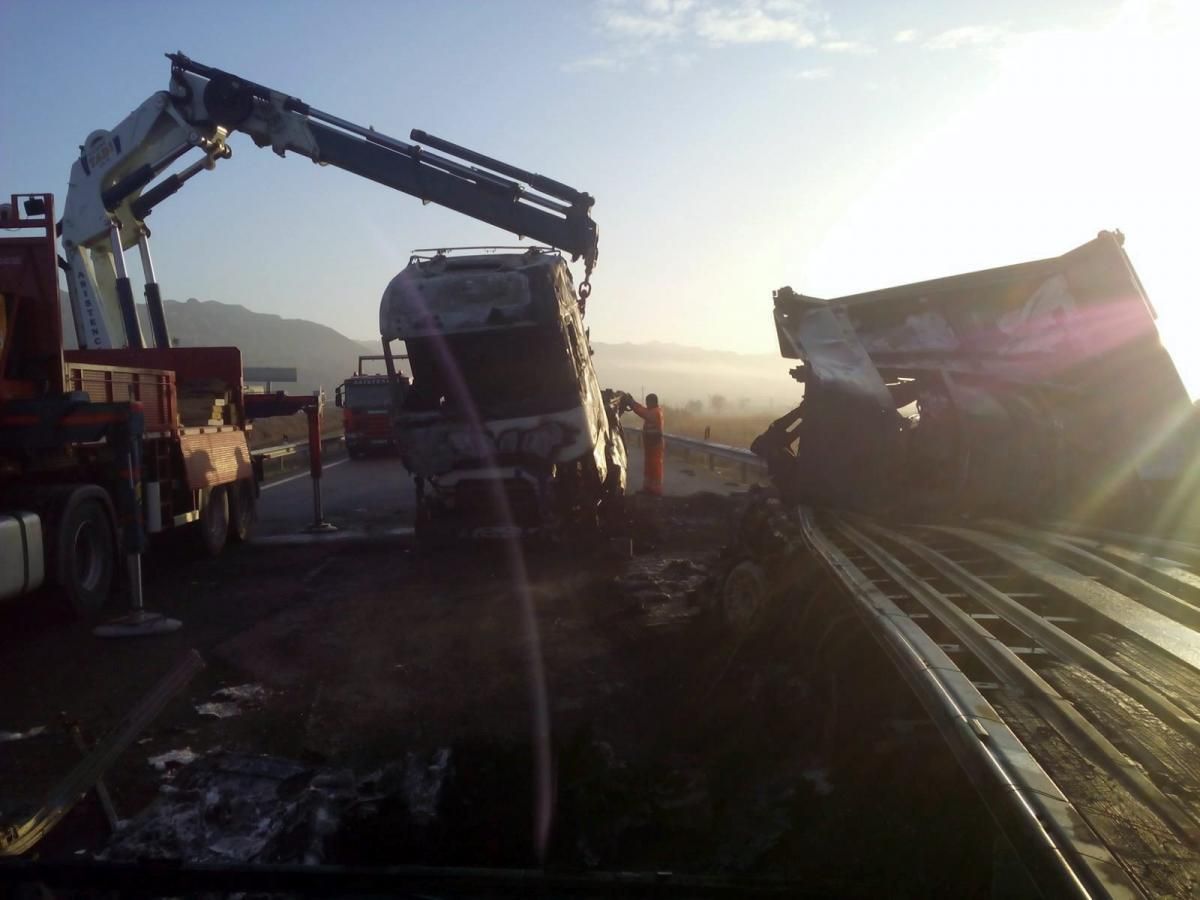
[72,519,104,593]
[723,563,765,627]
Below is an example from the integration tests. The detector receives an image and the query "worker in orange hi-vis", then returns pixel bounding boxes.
[627,392,665,496]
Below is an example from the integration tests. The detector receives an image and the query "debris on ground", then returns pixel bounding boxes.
[0,726,46,743]
[0,651,204,859]
[2,495,995,892]
[104,753,315,863]
[194,683,269,719]
[147,748,199,774]
[612,555,710,628]
[213,684,269,704]
[401,748,451,825]
[801,765,834,796]
[194,702,241,719]
[106,748,451,866]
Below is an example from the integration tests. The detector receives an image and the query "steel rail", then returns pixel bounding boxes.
[839,520,1200,848]
[1022,526,1200,607]
[797,509,1126,900]
[983,520,1200,630]
[856,520,1200,748]
[932,526,1200,672]
[1046,522,1200,568]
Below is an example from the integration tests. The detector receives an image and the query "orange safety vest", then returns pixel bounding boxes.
[630,402,665,494]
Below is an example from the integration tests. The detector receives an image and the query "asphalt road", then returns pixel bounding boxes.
[254,448,749,538]
[255,454,415,539]
[254,448,748,540]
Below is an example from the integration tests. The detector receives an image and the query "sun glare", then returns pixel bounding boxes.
[1156,313,1200,401]
[806,1,1199,401]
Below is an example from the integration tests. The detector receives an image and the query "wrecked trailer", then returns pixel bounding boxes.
[379,248,627,541]
[732,232,1200,898]
[762,230,1198,526]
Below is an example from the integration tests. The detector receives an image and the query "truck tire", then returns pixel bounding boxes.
[198,485,230,557]
[229,478,256,543]
[54,487,117,617]
[720,560,767,631]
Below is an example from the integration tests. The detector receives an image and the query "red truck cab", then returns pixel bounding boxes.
[335,355,407,459]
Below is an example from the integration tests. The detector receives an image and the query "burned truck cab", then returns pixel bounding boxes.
[379,248,626,540]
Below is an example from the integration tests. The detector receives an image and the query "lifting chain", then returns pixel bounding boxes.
[578,258,594,316]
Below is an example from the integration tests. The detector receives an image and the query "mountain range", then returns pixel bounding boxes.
[59,294,798,410]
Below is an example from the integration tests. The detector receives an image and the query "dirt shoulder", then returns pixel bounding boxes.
[1,494,992,893]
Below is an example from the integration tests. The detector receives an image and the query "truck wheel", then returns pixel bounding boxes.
[720,560,767,631]
[198,485,230,557]
[229,479,256,543]
[55,488,117,617]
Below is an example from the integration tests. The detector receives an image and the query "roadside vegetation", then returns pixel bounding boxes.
[623,405,777,450]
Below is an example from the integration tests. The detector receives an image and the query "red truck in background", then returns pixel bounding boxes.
[335,355,408,460]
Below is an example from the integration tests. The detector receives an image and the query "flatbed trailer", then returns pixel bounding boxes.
[1,194,258,615]
[64,347,256,532]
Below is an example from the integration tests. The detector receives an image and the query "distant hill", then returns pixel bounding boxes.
[356,337,798,412]
[589,340,798,412]
[61,294,364,395]
[58,293,798,411]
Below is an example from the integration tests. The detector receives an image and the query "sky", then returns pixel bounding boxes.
[2,0,1197,390]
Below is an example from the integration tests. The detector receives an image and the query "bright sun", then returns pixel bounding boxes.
[982,0,1200,402]
[806,1,1198,407]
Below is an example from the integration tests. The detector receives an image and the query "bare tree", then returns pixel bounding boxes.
[709,394,727,414]
[685,399,703,414]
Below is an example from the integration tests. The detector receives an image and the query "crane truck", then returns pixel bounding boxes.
[1,52,603,614]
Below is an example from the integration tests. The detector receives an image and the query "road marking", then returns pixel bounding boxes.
[261,457,349,492]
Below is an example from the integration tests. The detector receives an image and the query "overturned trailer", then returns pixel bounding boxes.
[379,248,627,540]
[731,238,1200,896]
[762,231,1198,528]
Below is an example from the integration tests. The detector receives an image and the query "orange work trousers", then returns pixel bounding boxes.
[630,401,665,495]
[642,433,664,495]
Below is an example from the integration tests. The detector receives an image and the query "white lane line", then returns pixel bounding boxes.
[261,457,349,491]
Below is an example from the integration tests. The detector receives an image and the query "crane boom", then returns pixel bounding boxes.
[61,53,599,350]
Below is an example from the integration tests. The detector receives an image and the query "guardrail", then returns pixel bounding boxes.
[255,427,767,481]
[253,434,346,474]
[624,425,766,482]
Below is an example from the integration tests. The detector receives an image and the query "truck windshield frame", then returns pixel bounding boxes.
[403,324,580,420]
[344,381,393,408]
